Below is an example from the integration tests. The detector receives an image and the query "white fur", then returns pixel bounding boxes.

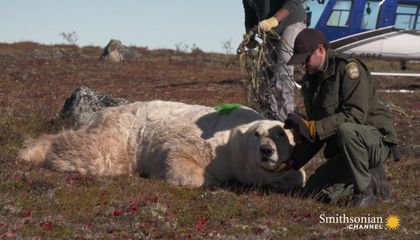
[19,100,305,190]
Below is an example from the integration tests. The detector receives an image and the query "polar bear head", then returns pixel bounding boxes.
[228,120,300,186]
[244,120,294,171]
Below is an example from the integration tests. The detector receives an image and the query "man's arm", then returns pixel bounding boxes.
[259,0,304,32]
[316,60,371,140]
[273,8,290,23]
[289,140,325,170]
[275,0,305,21]
[243,0,258,32]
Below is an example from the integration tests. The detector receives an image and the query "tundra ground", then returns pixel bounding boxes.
[0,42,419,239]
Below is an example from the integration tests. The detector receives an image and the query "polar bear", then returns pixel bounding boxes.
[19,100,305,190]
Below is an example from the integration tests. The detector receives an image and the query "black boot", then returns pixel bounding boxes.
[369,162,391,199]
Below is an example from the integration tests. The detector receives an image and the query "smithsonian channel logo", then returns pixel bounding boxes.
[319,213,401,230]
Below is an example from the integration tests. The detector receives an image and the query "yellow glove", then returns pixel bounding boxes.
[258,17,279,32]
[303,119,316,139]
[284,113,316,142]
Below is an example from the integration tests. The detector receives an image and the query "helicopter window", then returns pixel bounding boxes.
[395,4,420,30]
[327,0,353,27]
[361,1,381,30]
[304,1,325,28]
[417,15,420,30]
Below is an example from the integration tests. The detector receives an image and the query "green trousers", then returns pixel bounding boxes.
[301,123,391,203]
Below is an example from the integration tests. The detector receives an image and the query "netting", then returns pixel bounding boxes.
[237,29,299,119]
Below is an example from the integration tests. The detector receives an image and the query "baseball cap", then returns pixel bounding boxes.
[288,29,328,65]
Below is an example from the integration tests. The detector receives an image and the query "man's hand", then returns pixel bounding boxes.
[284,113,316,142]
[258,17,279,32]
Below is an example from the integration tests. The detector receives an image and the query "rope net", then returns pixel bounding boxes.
[237,29,299,119]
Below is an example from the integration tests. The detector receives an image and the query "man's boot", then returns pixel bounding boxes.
[369,162,391,199]
[348,181,376,208]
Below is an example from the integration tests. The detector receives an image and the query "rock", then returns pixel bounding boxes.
[99,39,141,62]
[54,86,130,129]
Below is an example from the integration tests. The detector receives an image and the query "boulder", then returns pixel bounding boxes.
[54,86,129,129]
[99,39,140,62]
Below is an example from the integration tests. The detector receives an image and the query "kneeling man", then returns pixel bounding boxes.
[284,29,399,207]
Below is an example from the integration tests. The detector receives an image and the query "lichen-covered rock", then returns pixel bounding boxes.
[55,86,129,129]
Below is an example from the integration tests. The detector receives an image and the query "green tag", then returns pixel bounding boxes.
[215,103,241,115]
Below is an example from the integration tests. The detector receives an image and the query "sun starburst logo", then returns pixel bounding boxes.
[385,215,400,230]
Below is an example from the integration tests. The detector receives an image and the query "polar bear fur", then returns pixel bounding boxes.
[19,100,305,190]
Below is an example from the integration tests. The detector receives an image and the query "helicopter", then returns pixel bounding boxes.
[304,0,420,76]
[305,0,420,40]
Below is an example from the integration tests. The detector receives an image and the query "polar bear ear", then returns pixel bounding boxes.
[234,122,255,136]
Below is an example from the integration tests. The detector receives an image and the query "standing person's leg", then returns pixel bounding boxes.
[272,21,306,121]
[252,21,305,121]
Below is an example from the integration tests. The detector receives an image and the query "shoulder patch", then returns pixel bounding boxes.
[345,62,360,79]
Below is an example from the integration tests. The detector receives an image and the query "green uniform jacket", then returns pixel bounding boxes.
[302,50,398,145]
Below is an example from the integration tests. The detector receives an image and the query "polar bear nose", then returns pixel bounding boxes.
[260,144,274,157]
